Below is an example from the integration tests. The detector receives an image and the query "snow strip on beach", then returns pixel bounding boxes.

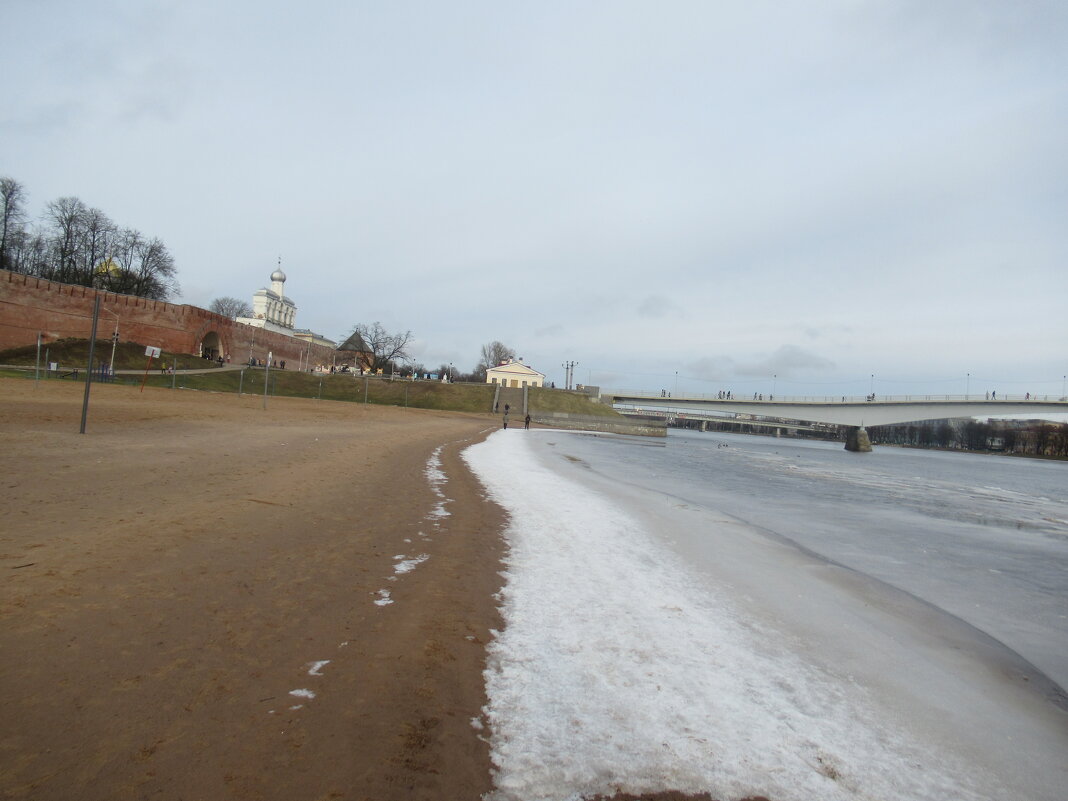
[463,430,992,801]
[425,445,451,519]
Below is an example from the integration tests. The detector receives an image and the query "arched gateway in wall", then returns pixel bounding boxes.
[199,331,224,360]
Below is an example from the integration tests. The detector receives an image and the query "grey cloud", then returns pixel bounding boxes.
[637,294,683,319]
[535,324,564,338]
[685,356,737,382]
[802,325,854,340]
[0,101,82,134]
[736,345,835,378]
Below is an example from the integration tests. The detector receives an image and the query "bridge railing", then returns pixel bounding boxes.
[606,390,1068,404]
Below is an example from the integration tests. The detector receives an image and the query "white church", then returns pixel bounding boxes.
[236,263,335,348]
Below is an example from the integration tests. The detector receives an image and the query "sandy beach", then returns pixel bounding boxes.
[0,378,506,801]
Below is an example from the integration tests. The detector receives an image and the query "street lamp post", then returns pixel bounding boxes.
[102,307,119,376]
[966,373,970,399]
[263,351,272,409]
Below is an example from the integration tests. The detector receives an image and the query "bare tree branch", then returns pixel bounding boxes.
[209,296,253,318]
[0,177,28,272]
[345,322,413,372]
[475,340,516,379]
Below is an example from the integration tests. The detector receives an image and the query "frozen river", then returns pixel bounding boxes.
[464,428,1068,801]
[559,428,1068,694]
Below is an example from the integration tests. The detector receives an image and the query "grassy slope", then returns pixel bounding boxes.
[0,339,225,371]
[0,340,621,417]
[527,386,620,417]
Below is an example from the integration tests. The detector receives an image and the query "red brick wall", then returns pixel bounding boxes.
[0,269,338,368]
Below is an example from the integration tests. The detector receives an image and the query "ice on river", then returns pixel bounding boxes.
[463,429,1068,801]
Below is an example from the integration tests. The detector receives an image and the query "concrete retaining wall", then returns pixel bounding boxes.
[530,411,667,437]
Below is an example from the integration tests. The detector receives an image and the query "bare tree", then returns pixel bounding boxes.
[345,322,413,372]
[80,207,118,287]
[209,296,253,318]
[100,234,178,300]
[1,180,180,300]
[5,225,48,275]
[474,340,516,380]
[0,177,27,272]
[44,196,88,284]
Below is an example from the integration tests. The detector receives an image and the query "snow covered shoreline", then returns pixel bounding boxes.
[463,429,1068,801]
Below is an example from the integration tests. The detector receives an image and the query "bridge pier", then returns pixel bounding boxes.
[844,426,872,452]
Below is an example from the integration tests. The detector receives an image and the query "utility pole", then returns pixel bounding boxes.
[80,297,102,434]
[561,360,578,390]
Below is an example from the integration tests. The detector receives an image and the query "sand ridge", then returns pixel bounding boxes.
[0,379,506,800]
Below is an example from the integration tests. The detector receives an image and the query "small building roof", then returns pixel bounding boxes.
[338,331,370,353]
[487,359,545,378]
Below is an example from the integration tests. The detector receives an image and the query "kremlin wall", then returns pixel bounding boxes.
[0,267,343,368]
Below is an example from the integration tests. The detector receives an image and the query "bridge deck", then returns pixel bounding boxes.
[608,392,1068,428]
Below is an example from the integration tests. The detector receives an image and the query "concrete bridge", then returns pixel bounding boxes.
[606,391,1068,451]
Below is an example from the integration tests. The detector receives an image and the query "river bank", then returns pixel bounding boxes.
[462,428,1068,801]
[0,379,505,801]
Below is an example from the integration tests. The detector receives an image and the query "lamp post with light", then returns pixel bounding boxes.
[102,307,120,376]
[263,351,272,409]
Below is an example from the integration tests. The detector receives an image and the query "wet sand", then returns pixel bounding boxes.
[0,379,506,800]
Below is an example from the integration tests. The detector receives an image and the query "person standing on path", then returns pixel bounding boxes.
[503,410,509,429]
[524,414,531,429]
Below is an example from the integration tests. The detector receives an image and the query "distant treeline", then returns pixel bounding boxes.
[869,419,1068,457]
[679,417,1068,458]
[0,176,177,300]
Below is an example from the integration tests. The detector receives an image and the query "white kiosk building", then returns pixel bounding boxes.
[486,359,545,388]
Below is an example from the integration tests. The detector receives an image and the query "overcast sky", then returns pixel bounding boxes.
[4,1,1066,396]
